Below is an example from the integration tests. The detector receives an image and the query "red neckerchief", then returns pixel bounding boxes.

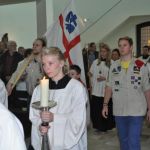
[135,59,144,69]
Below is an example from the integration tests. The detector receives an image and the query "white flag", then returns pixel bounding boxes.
[45,0,85,83]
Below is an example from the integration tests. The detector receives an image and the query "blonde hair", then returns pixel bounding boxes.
[97,42,111,67]
[42,47,68,74]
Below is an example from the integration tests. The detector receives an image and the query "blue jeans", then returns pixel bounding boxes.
[115,116,144,150]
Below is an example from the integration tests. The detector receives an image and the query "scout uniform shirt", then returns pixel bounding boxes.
[138,56,150,64]
[107,59,150,116]
[25,58,43,95]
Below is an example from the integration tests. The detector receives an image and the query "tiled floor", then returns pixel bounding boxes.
[26,123,150,150]
[88,122,150,150]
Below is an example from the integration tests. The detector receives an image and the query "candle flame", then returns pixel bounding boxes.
[43,76,46,80]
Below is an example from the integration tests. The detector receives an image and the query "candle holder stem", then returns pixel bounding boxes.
[41,133,50,150]
[41,107,50,150]
[32,100,57,150]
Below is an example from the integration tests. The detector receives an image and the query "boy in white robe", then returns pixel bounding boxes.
[69,64,90,127]
[30,47,87,150]
[0,103,26,150]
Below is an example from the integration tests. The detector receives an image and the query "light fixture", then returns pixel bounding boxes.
[83,18,88,23]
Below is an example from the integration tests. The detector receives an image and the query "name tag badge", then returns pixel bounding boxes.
[133,66,140,74]
[134,71,140,74]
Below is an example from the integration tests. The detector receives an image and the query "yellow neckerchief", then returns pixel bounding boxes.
[120,60,131,70]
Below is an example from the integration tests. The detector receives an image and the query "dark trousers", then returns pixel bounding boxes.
[8,88,17,109]
[115,116,144,150]
[91,95,115,131]
[27,95,32,113]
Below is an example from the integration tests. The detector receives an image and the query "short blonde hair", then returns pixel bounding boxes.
[42,47,65,61]
[42,47,68,74]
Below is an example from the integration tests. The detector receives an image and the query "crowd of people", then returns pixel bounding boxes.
[0,35,150,150]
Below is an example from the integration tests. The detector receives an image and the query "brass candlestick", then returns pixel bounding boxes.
[32,101,57,150]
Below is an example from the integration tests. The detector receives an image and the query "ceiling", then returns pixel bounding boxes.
[53,0,121,33]
[0,0,34,5]
[0,0,122,35]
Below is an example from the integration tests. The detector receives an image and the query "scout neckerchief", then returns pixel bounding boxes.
[120,60,131,72]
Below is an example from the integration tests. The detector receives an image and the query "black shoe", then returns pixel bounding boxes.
[28,145,34,150]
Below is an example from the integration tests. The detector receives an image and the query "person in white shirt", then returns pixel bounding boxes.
[138,45,150,64]
[0,103,26,150]
[69,64,90,127]
[30,47,87,150]
[89,43,114,133]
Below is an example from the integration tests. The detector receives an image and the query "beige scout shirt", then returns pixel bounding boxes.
[9,58,43,95]
[107,59,150,116]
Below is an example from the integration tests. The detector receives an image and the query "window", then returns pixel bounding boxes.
[136,21,150,57]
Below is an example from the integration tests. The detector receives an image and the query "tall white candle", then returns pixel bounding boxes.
[40,76,49,107]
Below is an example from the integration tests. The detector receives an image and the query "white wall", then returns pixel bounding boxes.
[102,15,150,55]
[0,2,37,48]
[1,0,150,50]
[80,0,150,47]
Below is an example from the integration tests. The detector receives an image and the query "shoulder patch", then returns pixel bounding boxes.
[135,59,144,68]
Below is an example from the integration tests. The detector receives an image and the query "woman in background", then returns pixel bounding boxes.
[89,43,114,133]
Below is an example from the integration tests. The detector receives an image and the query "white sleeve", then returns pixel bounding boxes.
[53,84,87,149]
[29,86,42,149]
[29,86,41,126]
[141,65,150,92]
[106,65,113,88]
[147,63,150,76]
[0,80,8,108]
[0,108,27,150]
[89,61,96,86]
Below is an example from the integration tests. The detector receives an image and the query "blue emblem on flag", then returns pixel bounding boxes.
[65,11,77,34]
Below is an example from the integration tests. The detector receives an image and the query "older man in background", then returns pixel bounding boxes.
[0,41,23,108]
